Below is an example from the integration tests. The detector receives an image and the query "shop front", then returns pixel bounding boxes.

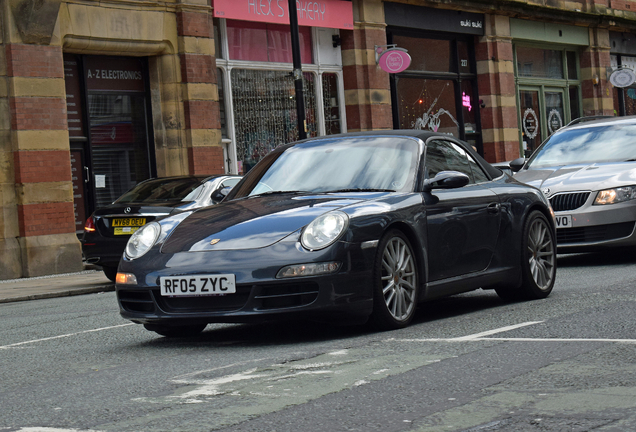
[384,3,484,154]
[511,19,588,156]
[610,32,636,117]
[64,55,155,234]
[212,0,353,174]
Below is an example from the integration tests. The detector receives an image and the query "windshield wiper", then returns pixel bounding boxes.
[250,190,311,197]
[326,188,396,193]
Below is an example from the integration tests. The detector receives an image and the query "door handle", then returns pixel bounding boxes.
[84,166,90,183]
[487,202,500,214]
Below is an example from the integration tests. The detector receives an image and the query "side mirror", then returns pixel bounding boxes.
[509,157,526,172]
[211,186,232,204]
[423,171,470,191]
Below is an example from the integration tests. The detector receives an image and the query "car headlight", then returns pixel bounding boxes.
[125,222,161,259]
[301,211,349,251]
[594,186,636,205]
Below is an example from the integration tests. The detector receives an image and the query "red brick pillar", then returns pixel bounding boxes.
[581,28,613,116]
[475,16,520,163]
[5,43,82,278]
[340,0,392,131]
[177,10,224,175]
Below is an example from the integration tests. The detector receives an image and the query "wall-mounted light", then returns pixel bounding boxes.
[593,75,600,86]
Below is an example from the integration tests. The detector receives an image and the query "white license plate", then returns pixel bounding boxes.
[160,274,236,297]
[555,215,573,229]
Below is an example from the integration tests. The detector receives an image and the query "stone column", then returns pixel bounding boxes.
[2,38,82,278]
[341,0,392,131]
[177,8,224,175]
[581,27,613,116]
[475,15,520,163]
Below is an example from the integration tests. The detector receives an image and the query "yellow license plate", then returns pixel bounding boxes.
[112,218,146,227]
[114,226,141,236]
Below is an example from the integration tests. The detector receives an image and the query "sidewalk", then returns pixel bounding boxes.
[0,270,115,304]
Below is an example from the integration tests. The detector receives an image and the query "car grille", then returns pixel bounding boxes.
[118,290,155,313]
[557,221,635,244]
[157,286,251,313]
[118,282,320,314]
[254,282,320,310]
[549,192,590,212]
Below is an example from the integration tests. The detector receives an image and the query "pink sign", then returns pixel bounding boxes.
[378,49,411,74]
[213,0,354,30]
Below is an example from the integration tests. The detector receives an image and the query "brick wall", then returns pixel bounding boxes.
[178,11,224,175]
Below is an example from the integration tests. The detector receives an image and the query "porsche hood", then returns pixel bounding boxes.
[160,194,366,253]
[515,162,636,194]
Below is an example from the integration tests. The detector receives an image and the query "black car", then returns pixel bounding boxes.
[82,175,241,281]
[115,131,556,337]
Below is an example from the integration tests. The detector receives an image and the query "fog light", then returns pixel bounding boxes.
[276,262,341,279]
[116,272,138,285]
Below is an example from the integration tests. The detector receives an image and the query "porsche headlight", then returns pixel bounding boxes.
[594,186,636,205]
[125,222,161,259]
[301,211,348,251]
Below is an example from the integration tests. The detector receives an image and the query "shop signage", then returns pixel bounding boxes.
[609,68,636,88]
[523,108,539,140]
[385,3,484,36]
[84,56,145,92]
[213,0,354,29]
[377,48,411,74]
[548,109,563,134]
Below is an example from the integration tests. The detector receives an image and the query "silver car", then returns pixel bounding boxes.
[513,116,636,252]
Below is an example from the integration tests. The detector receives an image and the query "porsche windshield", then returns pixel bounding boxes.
[236,137,420,197]
[527,124,636,168]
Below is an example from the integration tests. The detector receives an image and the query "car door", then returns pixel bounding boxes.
[423,139,501,281]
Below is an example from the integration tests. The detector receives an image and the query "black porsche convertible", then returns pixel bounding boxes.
[116,130,557,337]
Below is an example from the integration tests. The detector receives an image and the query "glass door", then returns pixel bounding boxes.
[519,89,542,157]
[519,86,566,157]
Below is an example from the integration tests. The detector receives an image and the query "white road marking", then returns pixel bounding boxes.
[450,321,545,341]
[478,337,636,344]
[0,323,134,349]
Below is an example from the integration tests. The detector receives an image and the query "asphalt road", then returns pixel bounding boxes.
[2,251,636,432]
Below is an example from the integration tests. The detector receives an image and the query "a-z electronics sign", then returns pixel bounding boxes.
[213,0,354,30]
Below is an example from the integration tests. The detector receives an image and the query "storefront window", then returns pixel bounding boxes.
[396,78,459,137]
[88,93,151,207]
[392,35,452,73]
[322,73,342,135]
[226,20,312,63]
[461,80,477,134]
[517,47,564,79]
[611,55,636,116]
[231,69,317,174]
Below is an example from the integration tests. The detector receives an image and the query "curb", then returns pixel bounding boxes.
[0,284,115,304]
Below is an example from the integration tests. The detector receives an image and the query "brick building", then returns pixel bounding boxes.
[2,0,636,279]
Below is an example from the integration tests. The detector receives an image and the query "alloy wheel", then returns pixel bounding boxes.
[380,237,417,321]
[527,217,555,290]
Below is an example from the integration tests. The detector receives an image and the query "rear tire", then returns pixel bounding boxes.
[496,210,556,301]
[102,265,118,282]
[369,229,419,330]
[143,323,207,337]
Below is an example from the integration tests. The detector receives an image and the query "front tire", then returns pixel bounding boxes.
[143,323,207,337]
[369,230,419,330]
[496,210,556,301]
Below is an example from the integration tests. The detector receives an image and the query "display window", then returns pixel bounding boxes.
[611,55,636,116]
[215,18,345,174]
[387,30,482,154]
